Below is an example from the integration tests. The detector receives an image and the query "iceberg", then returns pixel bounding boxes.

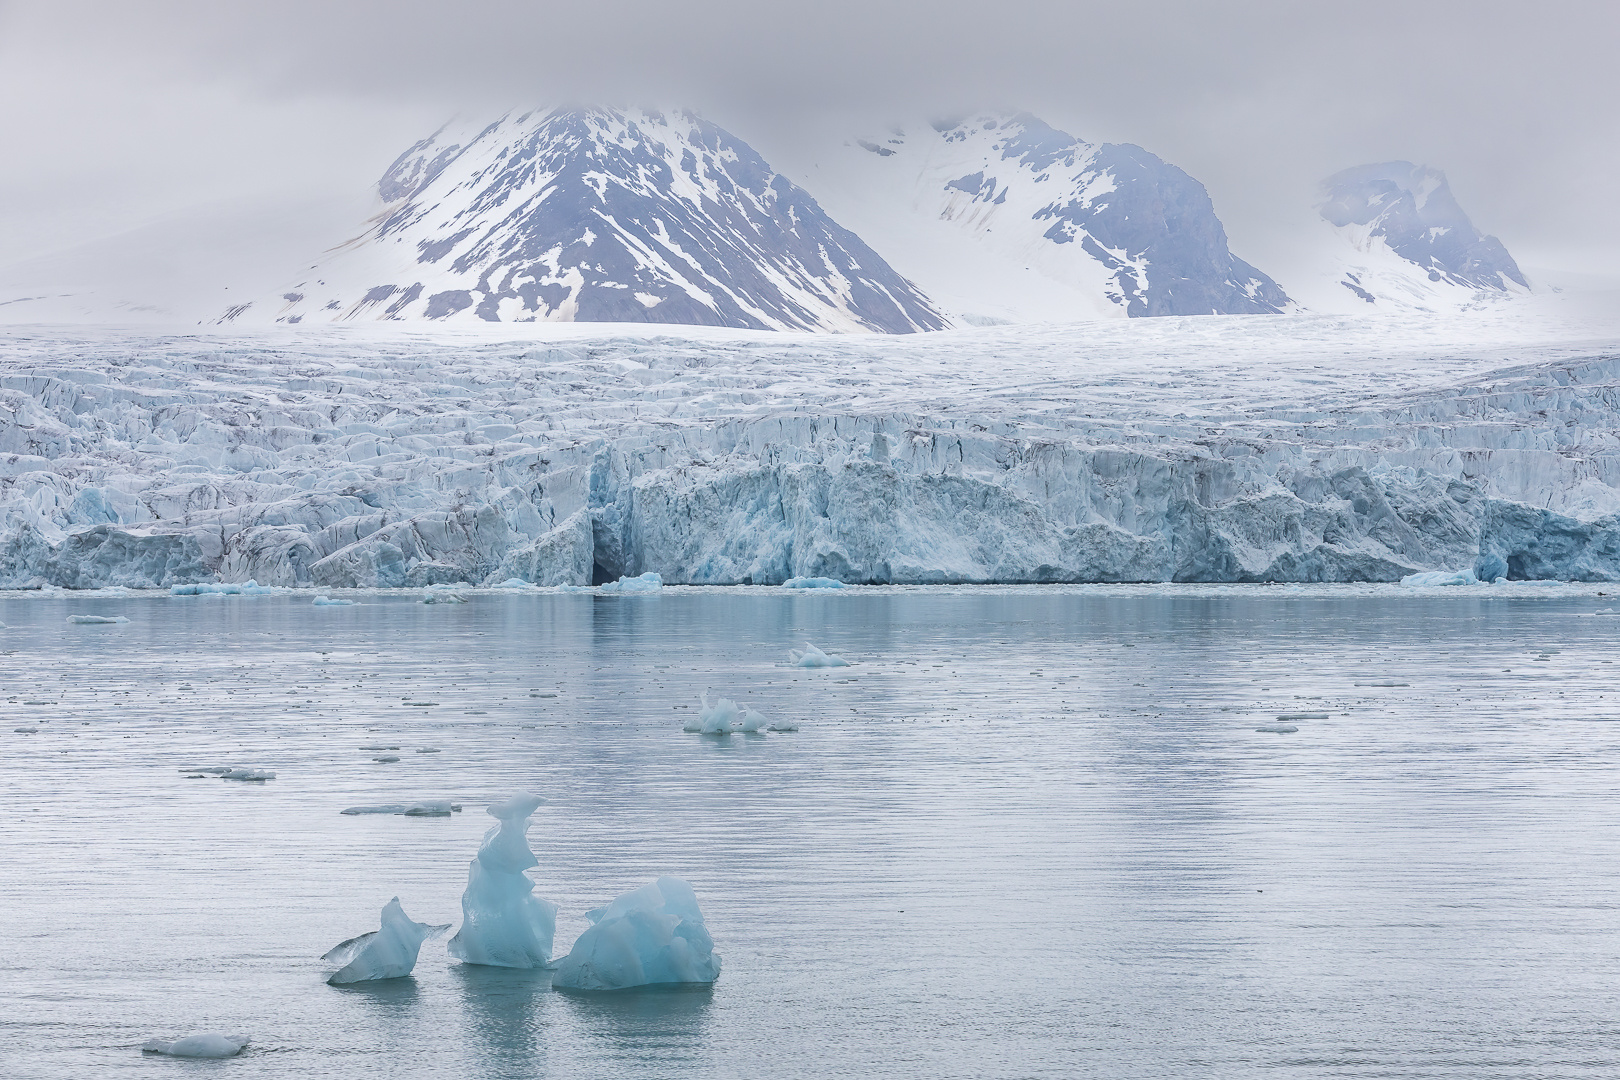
[683,695,770,734]
[599,572,662,593]
[323,897,450,985]
[782,577,846,589]
[340,800,460,816]
[141,1034,249,1058]
[552,876,721,992]
[789,642,849,668]
[66,614,128,625]
[447,793,558,968]
[313,595,355,606]
[420,588,468,604]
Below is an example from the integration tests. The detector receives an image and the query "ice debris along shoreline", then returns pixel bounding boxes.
[447,793,558,968]
[141,1034,249,1058]
[324,898,450,985]
[552,877,721,992]
[5,323,1620,589]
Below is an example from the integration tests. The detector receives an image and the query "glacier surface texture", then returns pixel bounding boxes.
[3,317,1620,587]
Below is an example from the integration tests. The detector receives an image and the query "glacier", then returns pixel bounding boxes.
[3,311,1620,588]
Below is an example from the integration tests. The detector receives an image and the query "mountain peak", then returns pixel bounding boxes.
[1320,161,1527,293]
[240,106,949,332]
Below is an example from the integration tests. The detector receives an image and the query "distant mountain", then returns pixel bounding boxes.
[775,113,1291,324]
[1316,161,1528,308]
[234,107,949,333]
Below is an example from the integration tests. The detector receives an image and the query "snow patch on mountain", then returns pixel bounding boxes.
[235,108,948,334]
[777,113,1291,325]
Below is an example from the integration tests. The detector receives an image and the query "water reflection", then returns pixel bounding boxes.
[453,964,555,1075]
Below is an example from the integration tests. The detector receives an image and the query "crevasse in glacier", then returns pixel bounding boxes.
[3,324,1620,587]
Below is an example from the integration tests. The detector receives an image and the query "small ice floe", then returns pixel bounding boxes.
[373,756,401,763]
[22,700,54,705]
[529,689,558,698]
[1276,712,1329,720]
[172,580,280,596]
[420,588,469,604]
[682,695,770,734]
[789,641,849,668]
[341,801,461,816]
[782,577,846,589]
[1255,724,1299,733]
[141,1033,249,1058]
[324,897,450,985]
[552,877,720,992]
[766,720,800,733]
[416,747,440,754]
[490,578,540,590]
[14,726,39,734]
[599,572,663,593]
[449,793,557,968]
[220,767,276,781]
[313,596,355,607]
[360,745,400,751]
[1399,568,1479,587]
[66,615,128,625]
[1355,681,1410,687]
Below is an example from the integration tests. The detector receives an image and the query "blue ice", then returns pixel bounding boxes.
[552,877,721,992]
[323,897,449,985]
[447,793,558,968]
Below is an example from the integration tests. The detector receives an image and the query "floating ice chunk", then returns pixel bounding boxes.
[416,747,441,754]
[552,877,721,992]
[766,720,800,732]
[373,755,401,763]
[341,800,461,816]
[1399,568,1479,587]
[171,580,279,596]
[1255,724,1299,733]
[313,596,355,606]
[220,767,275,781]
[14,726,39,734]
[360,745,400,751]
[324,897,450,985]
[685,694,741,734]
[448,793,558,968]
[420,589,468,604]
[788,641,849,668]
[141,1033,249,1058]
[67,614,128,625]
[600,572,662,593]
[1355,681,1410,687]
[782,577,846,589]
[737,707,769,733]
[490,578,540,590]
[1276,712,1329,720]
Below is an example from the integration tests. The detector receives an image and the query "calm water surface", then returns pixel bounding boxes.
[2,587,1619,1079]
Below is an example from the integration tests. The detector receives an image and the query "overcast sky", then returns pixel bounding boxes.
[2,0,1617,273]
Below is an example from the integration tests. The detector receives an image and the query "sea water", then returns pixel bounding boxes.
[3,585,1620,1078]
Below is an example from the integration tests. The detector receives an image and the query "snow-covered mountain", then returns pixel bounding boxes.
[772,113,1291,325]
[237,108,949,333]
[1301,161,1529,311]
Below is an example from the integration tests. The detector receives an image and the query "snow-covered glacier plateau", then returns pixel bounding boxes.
[3,306,1620,589]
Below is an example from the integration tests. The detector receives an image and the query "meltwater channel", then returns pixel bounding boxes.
[3,584,1620,1079]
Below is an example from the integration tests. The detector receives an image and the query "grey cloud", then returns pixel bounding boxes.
[2,0,1618,271]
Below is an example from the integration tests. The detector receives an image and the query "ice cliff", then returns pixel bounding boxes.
[3,316,1620,588]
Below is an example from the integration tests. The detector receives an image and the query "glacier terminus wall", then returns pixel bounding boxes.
[3,318,1619,589]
